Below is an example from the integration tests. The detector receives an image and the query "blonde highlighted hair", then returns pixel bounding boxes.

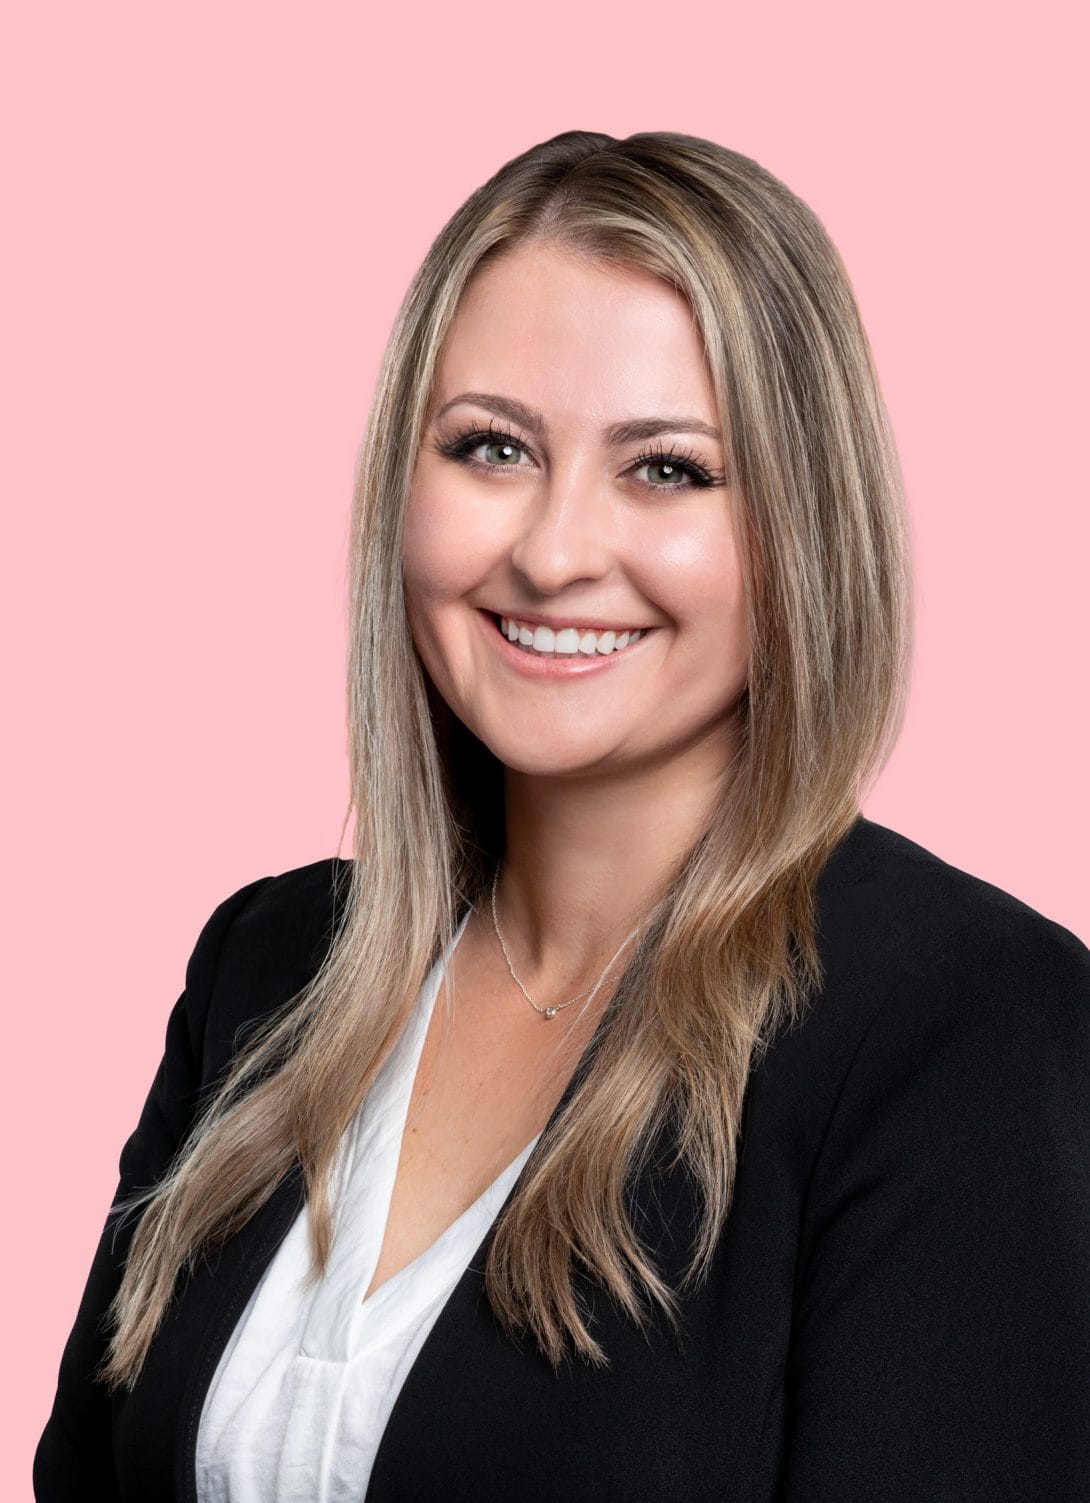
[100,130,912,1388]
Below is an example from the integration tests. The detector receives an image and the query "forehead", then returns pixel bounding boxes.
[432,242,717,431]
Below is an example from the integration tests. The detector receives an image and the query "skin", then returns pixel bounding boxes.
[367,240,751,1296]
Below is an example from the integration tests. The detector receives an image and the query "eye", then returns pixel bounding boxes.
[435,421,534,472]
[435,422,727,493]
[627,444,723,493]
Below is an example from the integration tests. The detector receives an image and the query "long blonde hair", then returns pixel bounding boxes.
[100,129,912,1388]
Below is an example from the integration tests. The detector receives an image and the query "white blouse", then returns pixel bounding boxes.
[196,907,541,1502]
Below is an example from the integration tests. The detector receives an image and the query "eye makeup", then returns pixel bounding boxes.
[433,419,727,495]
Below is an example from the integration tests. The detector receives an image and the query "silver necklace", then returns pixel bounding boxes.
[489,867,643,1020]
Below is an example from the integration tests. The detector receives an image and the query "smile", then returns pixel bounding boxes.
[500,614,646,658]
[478,610,657,678]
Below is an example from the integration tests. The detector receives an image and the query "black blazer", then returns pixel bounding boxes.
[35,816,1090,1501]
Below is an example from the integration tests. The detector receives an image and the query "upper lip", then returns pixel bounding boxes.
[486,608,655,634]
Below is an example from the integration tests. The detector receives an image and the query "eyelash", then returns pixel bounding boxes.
[434,420,725,493]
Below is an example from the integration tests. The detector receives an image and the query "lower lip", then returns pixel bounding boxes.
[477,610,657,679]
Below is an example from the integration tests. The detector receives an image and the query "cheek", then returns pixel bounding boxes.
[639,508,748,635]
[401,476,494,607]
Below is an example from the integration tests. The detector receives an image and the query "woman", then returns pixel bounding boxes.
[35,130,1089,1501]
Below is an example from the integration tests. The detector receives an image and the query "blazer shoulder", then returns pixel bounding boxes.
[795,815,1090,1090]
[194,855,354,1088]
[818,813,1087,977]
[220,854,354,955]
[805,823,1090,1220]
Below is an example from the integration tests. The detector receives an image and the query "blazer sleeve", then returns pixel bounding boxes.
[33,873,274,1502]
[779,905,1090,1501]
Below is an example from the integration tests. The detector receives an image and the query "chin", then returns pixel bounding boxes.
[478,730,620,779]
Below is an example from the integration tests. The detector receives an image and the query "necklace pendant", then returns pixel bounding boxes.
[542,1006,558,1019]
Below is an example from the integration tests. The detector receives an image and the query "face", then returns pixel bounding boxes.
[401,239,750,783]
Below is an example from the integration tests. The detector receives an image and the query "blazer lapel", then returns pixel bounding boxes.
[106,1160,305,1500]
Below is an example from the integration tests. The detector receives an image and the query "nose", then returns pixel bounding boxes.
[507,458,615,593]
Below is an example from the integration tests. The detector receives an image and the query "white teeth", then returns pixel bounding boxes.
[498,615,644,658]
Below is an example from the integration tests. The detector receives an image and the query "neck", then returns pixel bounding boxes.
[488,723,737,991]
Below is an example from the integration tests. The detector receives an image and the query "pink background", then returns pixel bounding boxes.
[6,1,1086,1491]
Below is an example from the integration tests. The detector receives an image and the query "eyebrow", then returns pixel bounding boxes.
[433,391,722,446]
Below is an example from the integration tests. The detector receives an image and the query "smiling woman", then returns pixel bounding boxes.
[401,244,750,770]
[35,130,1090,1502]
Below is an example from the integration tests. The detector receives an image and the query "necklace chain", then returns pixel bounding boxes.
[489,868,643,1020]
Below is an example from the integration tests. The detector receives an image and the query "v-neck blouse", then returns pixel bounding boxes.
[195,907,541,1502]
